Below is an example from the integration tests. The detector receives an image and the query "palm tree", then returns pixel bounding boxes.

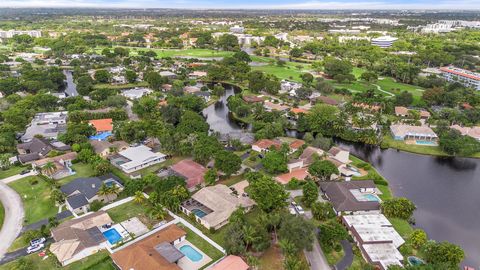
[97,183,110,201]
[108,185,121,199]
[246,254,260,270]
[279,239,297,257]
[42,161,56,177]
[133,191,145,204]
[283,255,302,270]
[147,204,167,220]
[242,225,257,253]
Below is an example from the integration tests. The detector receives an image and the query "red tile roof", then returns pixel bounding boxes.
[210,255,249,270]
[275,168,309,184]
[291,108,309,114]
[89,118,113,132]
[289,140,305,150]
[171,159,207,188]
[253,139,281,151]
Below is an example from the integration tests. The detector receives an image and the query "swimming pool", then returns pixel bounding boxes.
[103,228,122,245]
[416,140,436,146]
[363,194,380,202]
[408,256,425,266]
[192,209,207,218]
[179,245,203,262]
[89,131,113,141]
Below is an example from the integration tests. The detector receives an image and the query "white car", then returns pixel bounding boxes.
[30,237,46,246]
[27,243,44,254]
[288,206,297,215]
[295,205,305,215]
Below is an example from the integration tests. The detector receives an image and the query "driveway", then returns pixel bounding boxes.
[0,182,25,260]
[125,101,139,121]
[304,238,331,270]
[1,171,36,184]
[0,238,52,265]
[335,240,353,270]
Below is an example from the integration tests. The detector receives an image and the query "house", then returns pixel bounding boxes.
[328,146,351,164]
[159,71,177,79]
[110,145,167,174]
[263,101,290,112]
[320,180,381,215]
[170,159,207,190]
[50,211,113,266]
[16,137,70,164]
[194,91,211,102]
[180,184,255,230]
[210,255,250,270]
[341,214,404,270]
[90,140,129,157]
[188,71,207,79]
[252,139,282,153]
[21,111,68,142]
[110,224,187,270]
[289,139,305,153]
[275,168,309,184]
[390,124,438,142]
[287,146,324,171]
[121,87,153,100]
[161,84,172,91]
[184,85,201,94]
[89,118,113,134]
[280,80,302,94]
[394,106,430,119]
[394,106,409,117]
[242,95,264,103]
[312,96,340,106]
[290,108,309,116]
[352,103,381,112]
[32,152,77,180]
[60,174,123,214]
[450,125,480,141]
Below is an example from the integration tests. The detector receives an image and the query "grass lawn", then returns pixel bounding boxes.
[389,217,414,239]
[251,61,311,82]
[105,200,170,229]
[381,135,447,157]
[0,166,29,179]
[9,176,57,225]
[57,163,95,185]
[177,224,224,269]
[95,46,234,59]
[259,244,284,270]
[0,250,115,270]
[93,81,149,90]
[323,245,345,265]
[217,174,245,186]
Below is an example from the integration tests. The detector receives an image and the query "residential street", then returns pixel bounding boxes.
[0,181,25,260]
[288,189,331,270]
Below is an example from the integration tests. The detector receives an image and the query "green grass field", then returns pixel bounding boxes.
[57,163,95,185]
[381,136,447,157]
[8,176,57,225]
[0,250,115,270]
[0,166,28,180]
[95,46,234,59]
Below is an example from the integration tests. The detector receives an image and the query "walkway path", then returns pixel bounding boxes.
[372,84,395,97]
[0,182,25,260]
[1,171,36,184]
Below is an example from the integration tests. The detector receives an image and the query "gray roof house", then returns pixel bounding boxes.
[16,137,71,164]
[320,180,381,215]
[21,111,68,142]
[60,174,123,214]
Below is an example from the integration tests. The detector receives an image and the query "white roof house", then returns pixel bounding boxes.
[113,145,166,173]
[371,36,398,48]
[390,124,438,141]
[121,88,153,100]
[342,214,404,270]
[21,111,68,142]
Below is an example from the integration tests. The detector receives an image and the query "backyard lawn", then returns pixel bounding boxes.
[93,81,149,90]
[105,200,170,228]
[0,250,115,270]
[259,244,284,270]
[57,163,95,185]
[381,136,447,157]
[8,176,57,225]
[251,61,311,82]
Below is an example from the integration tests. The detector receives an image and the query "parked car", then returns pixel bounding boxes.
[27,243,44,254]
[29,238,46,246]
[288,206,297,215]
[295,205,305,215]
[20,169,30,175]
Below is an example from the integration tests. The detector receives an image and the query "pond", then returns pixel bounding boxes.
[336,140,480,268]
[203,86,480,267]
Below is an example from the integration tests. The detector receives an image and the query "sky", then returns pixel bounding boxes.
[0,0,479,9]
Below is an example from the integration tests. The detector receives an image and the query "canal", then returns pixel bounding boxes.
[205,88,480,267]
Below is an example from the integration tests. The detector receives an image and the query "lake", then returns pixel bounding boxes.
[204,88,480,267]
